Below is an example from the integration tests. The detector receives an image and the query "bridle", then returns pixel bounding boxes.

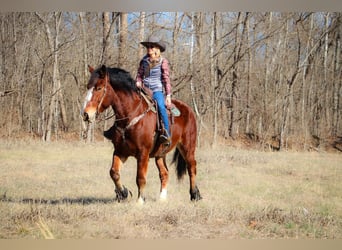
[95,72,109,116]
[93,72,117,122]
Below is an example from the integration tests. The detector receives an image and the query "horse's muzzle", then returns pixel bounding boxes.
[83,112,90,122]
[83,109,97,123]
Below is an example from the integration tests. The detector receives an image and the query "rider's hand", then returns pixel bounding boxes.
[136,81,142,88]
[166,95,171,109]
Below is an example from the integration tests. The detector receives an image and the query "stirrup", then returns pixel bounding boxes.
[160,136,171,147]
[160,134,170,141]
[159,130,171,146]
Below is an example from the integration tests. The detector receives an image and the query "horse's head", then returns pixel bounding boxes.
[82,65,112,123]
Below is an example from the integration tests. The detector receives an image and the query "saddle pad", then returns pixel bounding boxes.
[170,106,181,117]
[139,90,180,116]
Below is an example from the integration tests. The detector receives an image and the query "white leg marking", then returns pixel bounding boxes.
[137,196,145,205]
[159,188,167,201]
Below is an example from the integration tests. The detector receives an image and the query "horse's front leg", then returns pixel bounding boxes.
[109,153,131,202]
[136,152,150,204]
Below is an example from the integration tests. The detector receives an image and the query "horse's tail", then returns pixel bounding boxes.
[172,148,187,180]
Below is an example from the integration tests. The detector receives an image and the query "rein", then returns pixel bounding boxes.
[96,110,116,122]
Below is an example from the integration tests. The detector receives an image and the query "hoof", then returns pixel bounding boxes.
[115,186,132,202]
[190,186,202,201]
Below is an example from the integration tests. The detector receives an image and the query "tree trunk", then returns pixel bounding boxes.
[79,12,88,85]
[35,12,67,141]
[101,12,111,65]
[210,12,218,146]
[278,15,289,150]
[280,15,301,150]
[118,12,128,69]
[245,15,251,134]
[138,12,146,61]
[263,12,272,136]
[301,14,314,149]
[229,12,248,139]
[332,16,341,136]
[189,12,202,146]
[79,12,92,141]
[323,13,330,134]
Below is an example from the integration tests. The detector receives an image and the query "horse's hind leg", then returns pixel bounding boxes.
[155,156,169,201]
[109,153,131,202]
[186,152,202,201]
[178,144,202,201]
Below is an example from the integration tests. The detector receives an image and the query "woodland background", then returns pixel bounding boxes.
[0,12,341,150]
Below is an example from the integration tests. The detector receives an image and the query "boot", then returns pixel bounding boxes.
[159,129,171,146]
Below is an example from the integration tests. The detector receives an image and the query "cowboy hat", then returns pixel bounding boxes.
[140,35,166,52]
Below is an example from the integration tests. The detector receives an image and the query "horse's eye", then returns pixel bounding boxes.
[96,86,102,91]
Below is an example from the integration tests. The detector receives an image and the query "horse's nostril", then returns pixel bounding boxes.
[83,112,89,121]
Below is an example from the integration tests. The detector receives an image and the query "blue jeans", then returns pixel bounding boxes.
[153,91,170,135]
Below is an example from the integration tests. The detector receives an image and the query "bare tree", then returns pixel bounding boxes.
[101,12,111,65]
[118,12,128,69]
[0,12,341,150]
[138,12,146,60]
[79,12,88,84]
[35,12,68,141]
[229,13,246,139]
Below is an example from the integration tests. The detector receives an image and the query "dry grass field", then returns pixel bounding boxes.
[0,139,341,239]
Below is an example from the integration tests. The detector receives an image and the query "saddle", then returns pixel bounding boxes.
[139,87,180,131]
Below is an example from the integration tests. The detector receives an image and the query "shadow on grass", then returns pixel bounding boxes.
[0,193,116,205]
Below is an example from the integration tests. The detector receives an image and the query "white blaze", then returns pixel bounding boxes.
[81,87,94,115]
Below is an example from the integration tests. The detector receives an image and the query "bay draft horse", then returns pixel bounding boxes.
[82,65,202,203]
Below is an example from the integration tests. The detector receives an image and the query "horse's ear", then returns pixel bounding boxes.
[99,65,107,78]
[88,65,94,73]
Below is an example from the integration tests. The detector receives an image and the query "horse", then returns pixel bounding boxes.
[82,65,201,203]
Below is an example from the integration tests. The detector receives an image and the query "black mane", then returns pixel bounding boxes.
[88,66,138,94]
